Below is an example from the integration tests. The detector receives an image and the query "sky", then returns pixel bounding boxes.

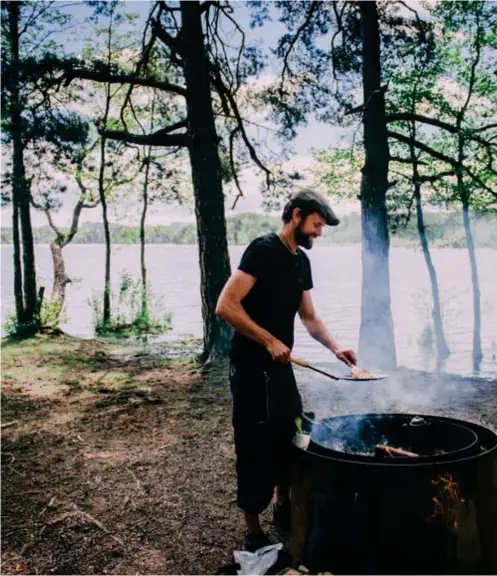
[0,1,428,229]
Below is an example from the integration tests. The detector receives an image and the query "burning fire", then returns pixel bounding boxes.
[427,473,465,529]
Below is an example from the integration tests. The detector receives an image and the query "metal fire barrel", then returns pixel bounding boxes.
[291,414,497,575]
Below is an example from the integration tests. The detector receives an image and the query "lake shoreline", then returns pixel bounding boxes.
[2,244,497,378]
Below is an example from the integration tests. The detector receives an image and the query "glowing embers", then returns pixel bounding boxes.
[428,473,466,530]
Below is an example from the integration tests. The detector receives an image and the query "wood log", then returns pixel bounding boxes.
[375,444,419,458]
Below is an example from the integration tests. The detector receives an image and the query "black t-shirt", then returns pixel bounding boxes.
[230,233,313,365]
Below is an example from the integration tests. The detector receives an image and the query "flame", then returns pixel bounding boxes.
[427,473,465,530]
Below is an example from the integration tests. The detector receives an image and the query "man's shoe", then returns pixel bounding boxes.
[272,502,291,532]
[243,531,272,552]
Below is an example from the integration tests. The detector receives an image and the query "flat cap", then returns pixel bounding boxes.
[289,188,340,226]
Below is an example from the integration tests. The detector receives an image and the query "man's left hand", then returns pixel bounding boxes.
[334,348,357,366]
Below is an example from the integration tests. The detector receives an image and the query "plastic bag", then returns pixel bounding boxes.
[233,543,284,575]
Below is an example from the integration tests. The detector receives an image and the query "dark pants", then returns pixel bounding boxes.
[230,361,302,515]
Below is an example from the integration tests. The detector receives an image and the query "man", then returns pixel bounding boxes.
[216,189,357,551]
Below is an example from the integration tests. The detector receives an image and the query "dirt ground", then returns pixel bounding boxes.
[1,335,245,575]
[1,334,496,575]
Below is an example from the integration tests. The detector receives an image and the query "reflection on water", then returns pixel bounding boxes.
[1,244,496,379]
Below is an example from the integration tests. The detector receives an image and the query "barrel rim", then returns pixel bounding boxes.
[299,412,497,467]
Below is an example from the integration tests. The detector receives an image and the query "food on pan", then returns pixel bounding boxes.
[350,366,376,380]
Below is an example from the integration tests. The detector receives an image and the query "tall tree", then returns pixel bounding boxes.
[30,145,99,311]
[382,15,452,365]
[61,0,270,361]
[130,90,187,324]
[251,0,410,368]
[251,0,496,369]
[451,3,486,372]
[76,2,147,327]
[3,1,37,329]
[356,1,396,367]
[1,0,89,332]
[409,146,451,365]
[387,1,497,371]
[91,2,120,326]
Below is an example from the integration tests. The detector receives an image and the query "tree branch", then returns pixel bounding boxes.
[101,124,190,147]
[388,130,497,197]
[151,17,184,57]
[279,1,319,96]
[229,126,244,209]
[120,3,161,131]
[387,112,496,149]
[64,200,85,246]
[217,3,245,91]
[65,67,187,97]
[43,208,66,244]
[20,1,55,36]
[472,123,497,134]
[388,130,460,168]
[81,200,100,209]
[458,8,482,126]
[390,155,427,165]
[200,1,219,14]
[396,1,426,36]
[211,66,272,187]
[465,168,497,198]
[330,1,346,87]
[418,170,455,184]
[387,112,458,133]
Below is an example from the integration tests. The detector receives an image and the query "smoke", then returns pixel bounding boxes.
[308,413,391,455]
[358,207,397,372]
[295,361,495,437]
[294,204,497,439]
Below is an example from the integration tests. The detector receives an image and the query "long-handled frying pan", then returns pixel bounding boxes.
[291,357,389,382]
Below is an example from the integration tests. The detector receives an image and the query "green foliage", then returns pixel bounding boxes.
[386,1,497,213]
[311,146,363,200]
[89,271,172,338]
[39,299,67,330]
[248,1,435,136]
[3,312,36,338]
[3,298,67,337]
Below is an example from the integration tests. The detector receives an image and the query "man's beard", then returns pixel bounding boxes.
[295,223,315,249]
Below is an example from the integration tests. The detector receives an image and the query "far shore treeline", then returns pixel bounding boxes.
[2,211,496,249]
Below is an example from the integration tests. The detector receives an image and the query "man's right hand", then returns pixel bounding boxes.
[266,338,291,363]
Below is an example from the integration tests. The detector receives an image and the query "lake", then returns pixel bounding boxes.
[1,244,496,379]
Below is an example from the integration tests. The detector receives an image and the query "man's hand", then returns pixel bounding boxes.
[334,348,357,366]
[266,338,291,363]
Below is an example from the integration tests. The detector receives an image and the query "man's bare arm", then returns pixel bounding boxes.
[216,270,290,362]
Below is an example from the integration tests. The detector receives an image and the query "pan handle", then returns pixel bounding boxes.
[291,357,340,380]
[291,357,310,368]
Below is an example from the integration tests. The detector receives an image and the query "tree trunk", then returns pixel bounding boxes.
[414,183,450,365]
[140,148,151,321]
[98,136,112,325]
[9,0,38,330]
[12,195,24,323]
[43,199,86,317]
[49,238,71,305]
[181,1,232,362]
[358,1,396,370]
[461,190,483,373]
[18,170,37,326]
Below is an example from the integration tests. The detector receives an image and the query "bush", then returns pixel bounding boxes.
[89,271,172,337]
[3,299,67,337]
